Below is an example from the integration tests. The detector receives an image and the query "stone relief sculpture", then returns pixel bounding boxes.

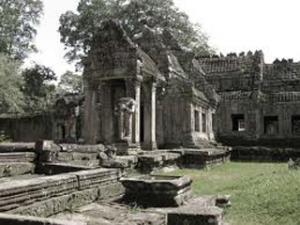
[115,97,137,142]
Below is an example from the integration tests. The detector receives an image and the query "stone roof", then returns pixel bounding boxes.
[136,48,164,80]
[85,20,163,82]
[197,51,264,76]
[134,25,187,80]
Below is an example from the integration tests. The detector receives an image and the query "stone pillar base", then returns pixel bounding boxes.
[143,142,158,151]
[115,142,140,156]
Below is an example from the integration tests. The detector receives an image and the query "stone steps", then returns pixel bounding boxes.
[0,168,123,216]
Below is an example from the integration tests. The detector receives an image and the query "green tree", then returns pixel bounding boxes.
[22,64,57,112]
[0,54,25,114]
[59,0,213,65]
[58,71,83,94]
[0,0,43,61]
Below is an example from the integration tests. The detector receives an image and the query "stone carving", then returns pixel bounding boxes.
[115,97,137,142]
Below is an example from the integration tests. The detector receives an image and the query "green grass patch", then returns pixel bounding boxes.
[162,162,300,225]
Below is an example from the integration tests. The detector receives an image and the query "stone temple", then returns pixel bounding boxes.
[82,20,219,154]
[1,20,300,153]
[0,20,300,224]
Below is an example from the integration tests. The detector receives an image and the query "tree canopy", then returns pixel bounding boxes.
[0,0,43,61]
[58,71,83,94]
[22,64,57,113]
[0,54,25,114]
[59,0,213,65]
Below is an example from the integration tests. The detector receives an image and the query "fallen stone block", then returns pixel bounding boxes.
[167,206,223,225]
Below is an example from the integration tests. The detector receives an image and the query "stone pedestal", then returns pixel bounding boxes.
[115,141,139,156]
[121,175,193,207]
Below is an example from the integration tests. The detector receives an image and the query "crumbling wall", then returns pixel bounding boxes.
[263,60,300,92]
[0,114,53,142]
[198,51,263,93]
[201,51,300,147]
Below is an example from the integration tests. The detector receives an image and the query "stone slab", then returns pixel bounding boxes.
[0,162,35,178]
[0,213,85,225]
[0,143,35,153]
[52,203,166,225]
[121,175,192,207]
[167,206,223,225]
[0,152,36,162]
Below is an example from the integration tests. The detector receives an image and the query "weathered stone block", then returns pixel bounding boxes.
[0,162,35,178]
[121,175,192,207]
[72,168,122,190]
[0,143,35,153]
[0,152,36,162]
[167,207,223,225]
[0,213,85,225]
[98,182,125,201]
[9,188,98,218]
[35,140,61,162]
[0,173,78,212]
[60,144,106,153]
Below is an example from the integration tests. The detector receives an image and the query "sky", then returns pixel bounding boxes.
[26,0,300,77]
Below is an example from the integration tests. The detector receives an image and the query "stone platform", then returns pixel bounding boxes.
[0,142,231,225]
[52,203,166,225]
[50,195,230,225]
[0,168,124,217]
[136,148,231,173]
[181,148,231,169]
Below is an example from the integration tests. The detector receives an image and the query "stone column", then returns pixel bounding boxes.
[101,83,114,143]
[144,81,157,150]
[208,108,216,141]
[83,82,98,144]
[118,110,125,141]
[133,79,141,145]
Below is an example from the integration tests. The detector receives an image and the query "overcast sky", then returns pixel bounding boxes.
[25,0,300,77]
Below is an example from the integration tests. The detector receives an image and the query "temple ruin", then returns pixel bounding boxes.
[0,19,299,224]
[2,20,300,152]
[82,20,219,154]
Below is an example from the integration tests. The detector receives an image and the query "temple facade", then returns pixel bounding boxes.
[82,20,219,154]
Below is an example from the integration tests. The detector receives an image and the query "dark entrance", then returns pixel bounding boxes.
[264,116,279,135]
[292,115,300,135]
[232,114,245,131]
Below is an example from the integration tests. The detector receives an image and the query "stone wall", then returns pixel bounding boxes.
[200,52,300,147]
[0,114,53,142]
[231,146,300,162]
[216,99,300,147]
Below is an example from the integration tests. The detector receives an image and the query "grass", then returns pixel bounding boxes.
[162,162,300,225]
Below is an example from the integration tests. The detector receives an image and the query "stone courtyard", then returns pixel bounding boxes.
[0,18,299,225]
